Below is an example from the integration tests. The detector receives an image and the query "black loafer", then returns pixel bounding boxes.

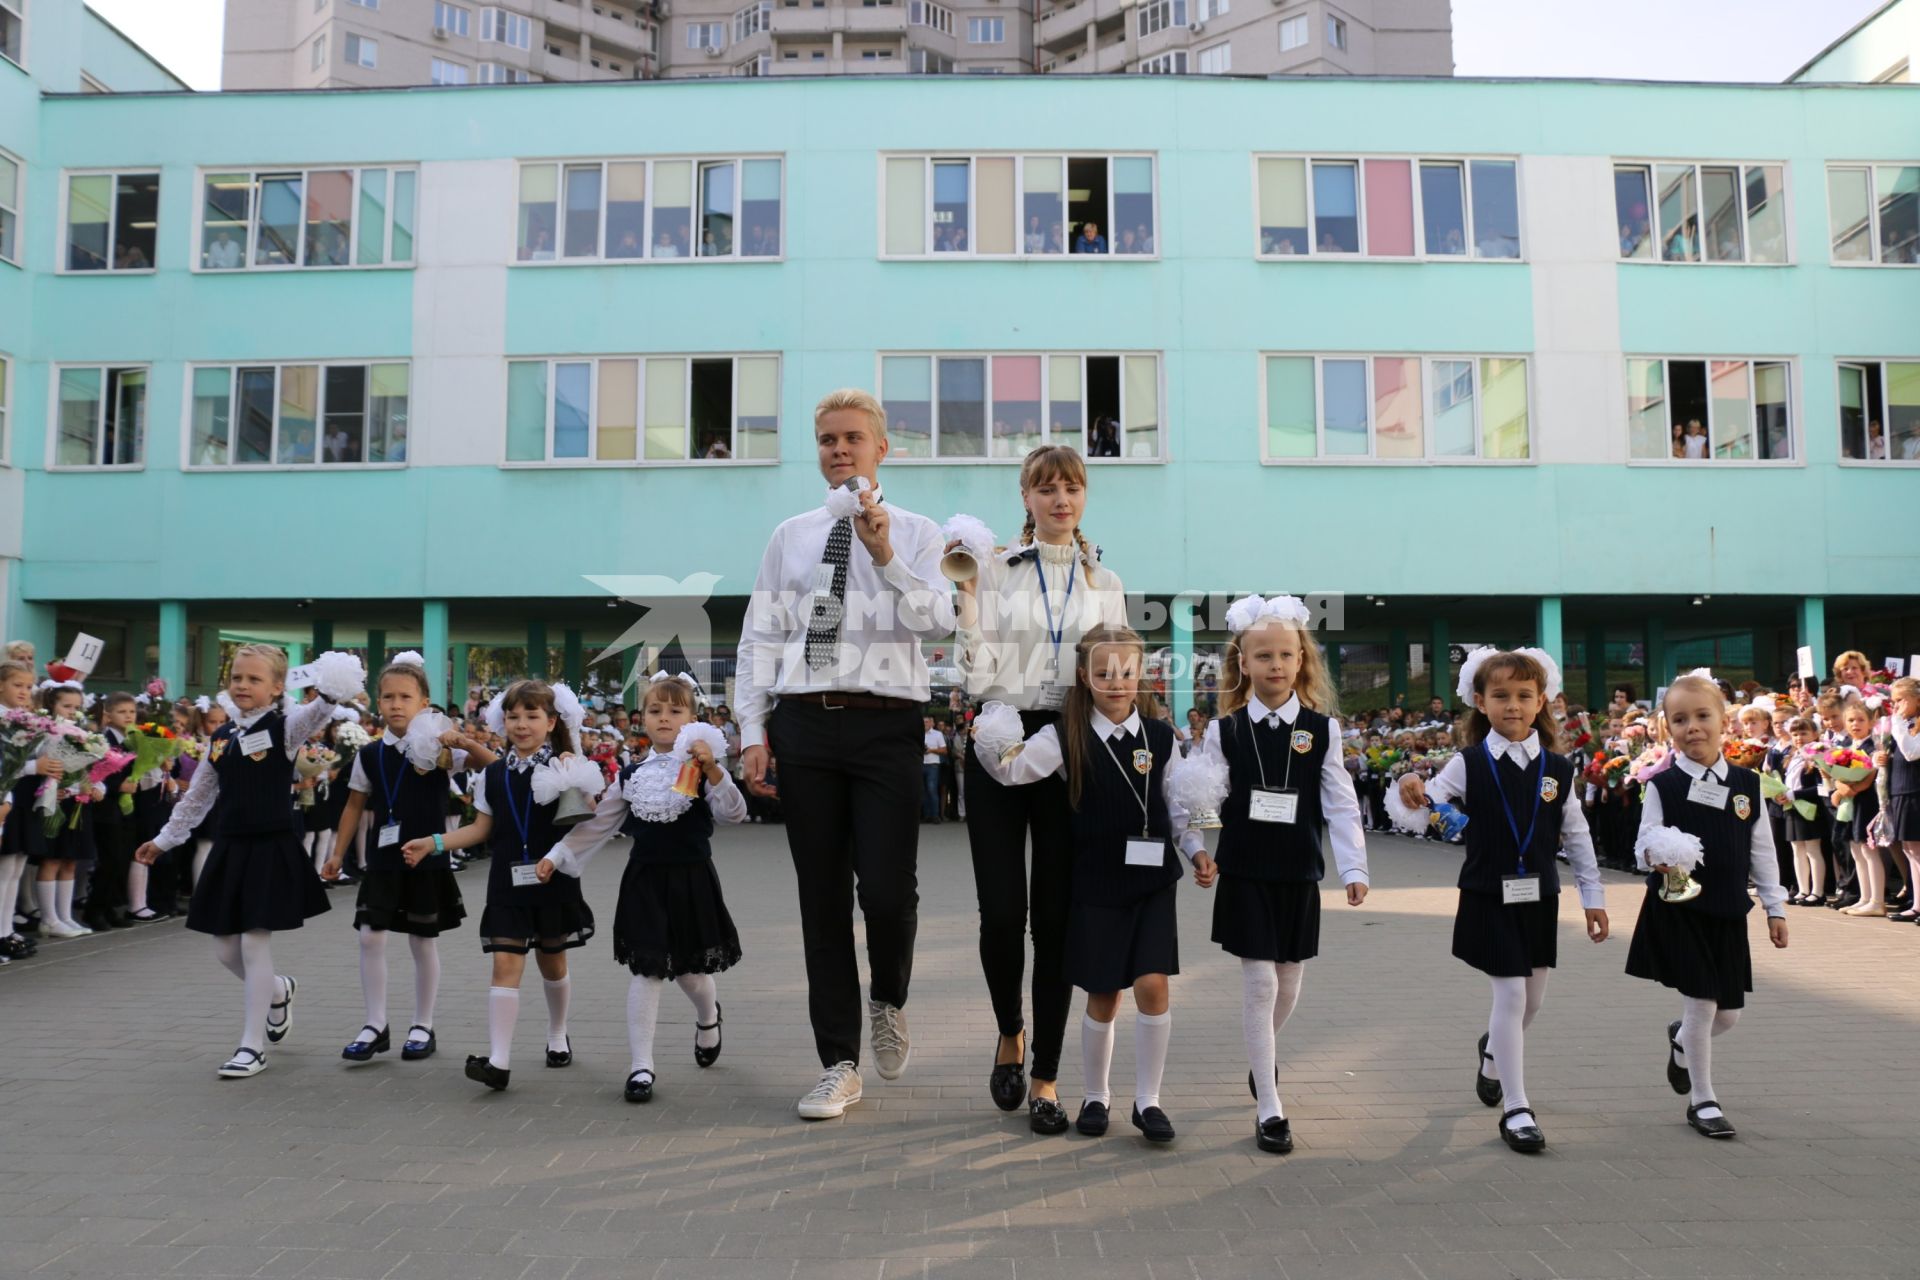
[464,1054,510,1091]
[1130,1105,1176,1144]
[546,1036,572,1068]
[1029,1096,1069,1135]
[401,1026,436,1061]
[1475,1032,1503,1108]
[1686,1102,1736,1138]
[695,1004,723,1069]
[625,1069,654,1104]
[1255,1116,1293,1154]
[1666,1020,1690,1095]
[341,1025,390,1063]
[991,1052,1027,1112]
[1498,1106,1546,1153]
[1074,1100,1109,1136]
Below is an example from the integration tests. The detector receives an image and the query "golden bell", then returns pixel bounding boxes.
[672,760,704,798]
[1187,806,1223,831]
[1658,866,1704,904]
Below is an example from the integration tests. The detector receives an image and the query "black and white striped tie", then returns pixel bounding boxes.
[804,517,854,670]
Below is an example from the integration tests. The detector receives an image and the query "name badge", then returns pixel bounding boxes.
[1501,875,1542,905]
[1248,789,1299,825]
[377,823,402,848]
[237,730,273,756]
[1687,776,1730,810]
[510,862,542,888]
[1125,838,1164,867]
[1034,681,1068,711]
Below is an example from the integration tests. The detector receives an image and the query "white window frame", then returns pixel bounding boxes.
[874,350,1167,464]
[500,353,782,468]
[1612,158,1795,267]
[0,0,26,72]
[434,0,471,36]
[512,154,785,266]
[909,0,952,35]
[1623,355,1800,468]
[1196,0,1227,20]
[1196,41,1230,74]
[191,165,420,273]
[1326,13,1346,50]
[687,20,725,48]
[343,32,378,67]
[967,16,1003,43]
[1252,152,1528,263]
[1258,352,1535,466]
[477,61,532,82]
[310,33,327,70]
[1826,162,1919,267]
[1136,0,1187,37]
[0,350,11,467]
[46,363,150,472]
[1135,51,1187,74]
[431,56,470,83]
[732,0,770,39]
[1834,359,1920,467]
[57,169,161,275]
[0,146,21,268]
[181,360,413,472]
[347,0,378,8]
[1278,13,1307,52]
[479,7,532,48]
[879,151,1161,261]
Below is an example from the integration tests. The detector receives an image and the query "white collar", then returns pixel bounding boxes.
[504,745,552,774]
[1673,751,1727,782]
[1484,727,1540,763]
[231,703,276,732]
[1246,692,1300,727]
[1090,708,1142,741]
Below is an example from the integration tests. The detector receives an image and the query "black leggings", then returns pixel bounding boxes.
[963,728,1074,1082]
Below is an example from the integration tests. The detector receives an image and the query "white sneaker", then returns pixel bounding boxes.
[797,1061,863,1120]
[867,1000,910,1081]
[43,922,84,939]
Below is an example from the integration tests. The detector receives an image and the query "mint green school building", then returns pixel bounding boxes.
[1,0,1917,717]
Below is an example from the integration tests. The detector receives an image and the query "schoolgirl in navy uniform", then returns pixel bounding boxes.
[1779,716,1828,905]
[28,681,102,939]
[1833,698,1889,916]
[1628,672,1787,1137]
[1190,594,1368,1156]
[135,644,363,1078]
[0,659,51,961]
[1397,647,1609,1154]
[1878,679,1920,925]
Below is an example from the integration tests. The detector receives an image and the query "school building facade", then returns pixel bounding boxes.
[2,0,1918,718]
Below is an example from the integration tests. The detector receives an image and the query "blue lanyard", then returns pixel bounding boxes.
[500,763,533,862]
[374,742,405,820]
[1035,554,1078,668]
[1483,739,1544,876]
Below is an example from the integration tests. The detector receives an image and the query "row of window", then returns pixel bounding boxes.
[12,354,1920,472]
[14,152,1914,274]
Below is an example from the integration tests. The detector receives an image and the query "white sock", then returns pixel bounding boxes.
[678,973,720,1050]
[238,931,279,1054]
[1133,1009,1172,1113]
[542,975,571,1052]
[628,975,664,1074]
[356,927,388,1038]
[408,935,439,1030]
[35,881,58,929]
[1081,1013,1115,1106]
[488,986,519,1069]
[1489,976,1534,1131]
[54,879,77,928]
[1241,960,1282,1122]
[127,861,149,914]
[1678,999,1741,1118]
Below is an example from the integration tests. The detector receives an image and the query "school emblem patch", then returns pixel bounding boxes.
[1131,748,1154,775]
[209,738,227,762]
[1733,794,1752,820]
[1291,730,1315,754]
[1540,776,1560,803]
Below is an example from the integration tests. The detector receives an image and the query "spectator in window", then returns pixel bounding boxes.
[702,229,721,256]
[1136,224,1153,254]
[950,226,968,253]
[1681,418,1708,459]
[1317,229,1342,253]
[613,229,643,258]
[115,243,150,270]
[525,227,556,261]
[704,438,733,459]
[1619,224,1640,256]
[1024,215,1045,254]
[653,230,680,258]
[1047,222,1065,253]
[206,231,243,270]
[1089,415,1120,457]
[1443,227,1463,254]
[1867,418,1889,460]
[1117,227,1138,255]
[1670,422,1686,459]
[1073,221,1107,254]
[675,226,692,256]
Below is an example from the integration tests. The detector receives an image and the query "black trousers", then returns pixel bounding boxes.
[769,699,922,1069]
[89,819,132,916]
[962,716,1075,1082]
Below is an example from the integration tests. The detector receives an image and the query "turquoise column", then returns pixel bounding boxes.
[1429,616,1451,707]
[1796,597,1826,682]
[1642,615,1667,699]
[1324,637,1342,690]
[195,625,222,692]
[620,642,641,707]
[366,629,387,670]
[528,621,548,679]
[1585,624,1608,709]
[1170,594,1196,724]
[310,619,334,654]
[563,628,584,688]
[450,643,470,716]
[422,600,449,706]
[1534,596,1564,683]
[1751,626,1770,687]
[158,602,188,700]
[1387,626,1408,703]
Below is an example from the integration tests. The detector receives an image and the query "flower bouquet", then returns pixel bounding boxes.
[1759,770,1815,821]
[333,720,372,756]
[1722,738,1768,770]
[1,708,56,795]
[294,744,340,809]
[121,722,188,815]
[36,724,112,836]
[1808,744,1873,823]
[1628,745,1672,785]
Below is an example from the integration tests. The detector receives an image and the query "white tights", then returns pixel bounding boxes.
[0,854,26,936]
[1848,841,1886,910]
[1241,959,1304,1122]
[625,972,722,1075]
[212,931,286,1054]
[354,927,444,1042]
[1487,971,1551,1131]
[308,829,335,875]
[1673,997,1741,1120]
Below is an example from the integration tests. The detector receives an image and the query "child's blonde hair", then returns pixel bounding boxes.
[1892,676,1920,706]
[641,676,699,716]
[1663,672,1726,717]
[0,658,32,687]
[1218,617,1338,719]
[1060,624,1161,810]
[814,388,886,439]
[230,642,289,685]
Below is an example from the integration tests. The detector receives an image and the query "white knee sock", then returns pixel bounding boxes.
[1488,976,1534,1130]
[408,935,440,1030]
[1081,1013,1115,1105]
[542,975,571,1052]
[1676,998,1741,1118]
[0,855,22,934]
[487,986,519,1069]
[356,927,388,1039]
[239,931,280,1054]
[35,880,58,930]
[127,860,149,914]
[54,879,77,928]
[1133,1010,1172,1113]
[1241,960,1282,1121]
[677,973,720,1049]
[628,975,665,1074]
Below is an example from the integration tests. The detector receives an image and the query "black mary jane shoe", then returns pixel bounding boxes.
[127,908,165,924]
[1666,1020,1690,1095]
[265,976,296,1044]
[1498,1107,1546,1153]
[695,1004,724,1069]
[546,1036,573,1068]
[464,1054,510,1091]
[990,1038,1028,1112]
[625,1069,655,1104]
[1029,1095,1069,1136]
[1074,1100,1109,1137]
[1686,1102,1736,1139]
[341,1025,391,1064]
[1475,1033,1504,1108]
[1130,1105,1176,1144]
[401,1026,437,1061]
[1255,1116,1293,1154]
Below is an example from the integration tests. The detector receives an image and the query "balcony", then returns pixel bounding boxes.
[768,3,908,40]
[1037,0,1128,51]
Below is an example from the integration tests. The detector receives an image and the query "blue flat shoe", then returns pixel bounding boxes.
[401,1026,436,1060]
[341,1025,390,1064]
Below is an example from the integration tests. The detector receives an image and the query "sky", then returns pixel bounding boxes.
[88,0,1891,91]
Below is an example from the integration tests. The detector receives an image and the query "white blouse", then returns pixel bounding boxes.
[957,540,1128,709]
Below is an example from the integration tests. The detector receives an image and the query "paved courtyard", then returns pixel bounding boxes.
[3,824,1917,1280]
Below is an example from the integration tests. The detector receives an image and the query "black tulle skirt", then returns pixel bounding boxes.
[186,832,331,935]
[1211,875,1321,962]
[352,862,466,937]
[612,858,742,979]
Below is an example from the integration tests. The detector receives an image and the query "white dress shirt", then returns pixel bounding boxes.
[979,706,1200,861]
[922,728,947,764]
[153,696,339,851]
[347,735,468,793]
[956,541,1128,708]
[545,749,747,877]
[1892,714,1920,763]
[1425,727,1606,910]
[1635,752,1787,918]
[735,498,957,751]
[1198,692,1369,887]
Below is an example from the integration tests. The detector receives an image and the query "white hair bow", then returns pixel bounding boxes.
[1456,646,1563,705]
[1224,594,1312,636]
[648,670,703,700]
